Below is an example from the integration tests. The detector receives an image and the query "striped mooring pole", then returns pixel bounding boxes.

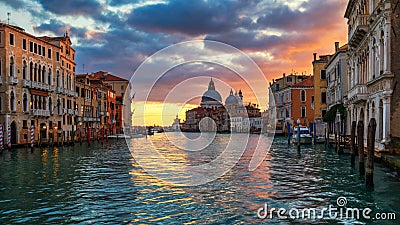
[0,124,3,151]
[7,125,11,149]
[30,125,35,150]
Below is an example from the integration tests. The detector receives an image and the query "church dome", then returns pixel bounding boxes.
[201,78,222,108]
[225,89,238,105]
[202,90,222,103]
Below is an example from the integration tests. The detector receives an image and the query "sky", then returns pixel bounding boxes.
[0,0,349,125]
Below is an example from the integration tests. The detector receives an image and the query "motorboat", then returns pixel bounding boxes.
[292,126,313,145]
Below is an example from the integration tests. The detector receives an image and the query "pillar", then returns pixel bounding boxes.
[382,95,391,143]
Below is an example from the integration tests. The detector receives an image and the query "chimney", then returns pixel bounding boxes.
[283,73,286,77]
[335,42,339,52]
[313,53,317,61]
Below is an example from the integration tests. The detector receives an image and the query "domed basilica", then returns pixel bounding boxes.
[181,78,262,133]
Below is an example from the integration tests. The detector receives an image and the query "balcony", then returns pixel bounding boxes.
[83,117,100,122]
[349,14,368,47]
[63,108,68,114]
[0,76,2,84]
[32,109,50,117]
[57,87,63,94]
[347,84,368,103]
[74,92,79,98]
[8,76,18,85]
[85,97,92,103]
[100,112,105,116]
[23,79,31,87]
[74,109,78,116]
[49,86,55,92]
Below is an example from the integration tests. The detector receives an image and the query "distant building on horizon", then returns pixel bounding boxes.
[181,78,261,133]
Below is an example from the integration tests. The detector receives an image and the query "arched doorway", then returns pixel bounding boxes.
[40,123,47,141]
[11,121,17,145]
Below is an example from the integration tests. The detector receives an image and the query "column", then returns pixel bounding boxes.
[382,95,391,142]
[384,13,391,73]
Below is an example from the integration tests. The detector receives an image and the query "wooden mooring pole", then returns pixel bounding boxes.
[357,121,365,175]
[350,121,356,166]
[366,118,377,187]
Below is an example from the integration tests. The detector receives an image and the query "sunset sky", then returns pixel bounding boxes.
[0,0,348,125]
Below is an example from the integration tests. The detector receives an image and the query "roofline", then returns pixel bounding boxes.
[344,0,356,18]
[0,23,64,49]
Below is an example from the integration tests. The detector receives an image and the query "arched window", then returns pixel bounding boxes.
[38,65,41,82]
[34,63,38,81]
[57,99,61,115]
[30,62,33,80]
[49,97,53,113]
[43,98,46,110]
[48,68,52,85]
[57,71,60,87]
[10,91,15,111]
[23,93,28,112]
[9,57,14,77]
[42,67,46,84]
[23,61,27,80]
[300,90,306,102]
[0,96,2,112]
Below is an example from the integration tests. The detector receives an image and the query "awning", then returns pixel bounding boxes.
[30,89,49,97]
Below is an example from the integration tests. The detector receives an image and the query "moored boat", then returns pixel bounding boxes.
[292,126,313,145]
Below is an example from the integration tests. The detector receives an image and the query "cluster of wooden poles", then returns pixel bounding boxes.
[332,118,377,187]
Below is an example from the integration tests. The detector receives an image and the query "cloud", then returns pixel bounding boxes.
[37,0,103,16]
[126,0,248,35]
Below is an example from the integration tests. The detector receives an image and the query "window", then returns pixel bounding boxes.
[300,90,306,102]
[22,39,27,50]
[321,69,326,80]
[321,92,327,104]
[9,57,14,77]
[287,77,292,82]
[34,43,37,54]
[301,106,306,118]
[23,93,28,112]
[322,109,327,118]
[30,41,33,52]
[0,31,2,43]
[276,84,280,91]
[42,46,45,57]
[121,85,124,90]
[22,61,27,79]
[10,91,15,111]
[48,49,52,59]
[9,33,14,46]
[38,44,42,55]
[23,120,28,129]
[56,52,60,61]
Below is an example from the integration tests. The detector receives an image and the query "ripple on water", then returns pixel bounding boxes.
[0,137,399,224]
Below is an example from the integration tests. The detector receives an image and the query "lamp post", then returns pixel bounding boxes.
[337,110,343,154]
[297,118,301,152]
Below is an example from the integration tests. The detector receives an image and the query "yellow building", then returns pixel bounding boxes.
[312,53,331,122]
[0,23,77,146]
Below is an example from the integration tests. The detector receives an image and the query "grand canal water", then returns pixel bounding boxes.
[0,134,399,224]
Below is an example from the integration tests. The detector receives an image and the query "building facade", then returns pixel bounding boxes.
[269,74,314,132]
[325,42,348,135]
[345,0,400,151]
[312,53,331,122]
[0,23,77,146]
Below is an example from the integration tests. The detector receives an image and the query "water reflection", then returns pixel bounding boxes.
[0,136,399,224]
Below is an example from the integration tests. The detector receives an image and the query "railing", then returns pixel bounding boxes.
[8,76,18,85]
[348,84,368,102]
[68,109,74,115]
[349,14,368,42]
[85,97,92,102]
[32,109,50,117]
[74,109,78,116]
[57,87,63,94]
[49,86,55,92]
[83,117,101,122]
[63,108,68,114]
[22,79,31,87]
[0,76,2,84]
[100,112,105,116]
